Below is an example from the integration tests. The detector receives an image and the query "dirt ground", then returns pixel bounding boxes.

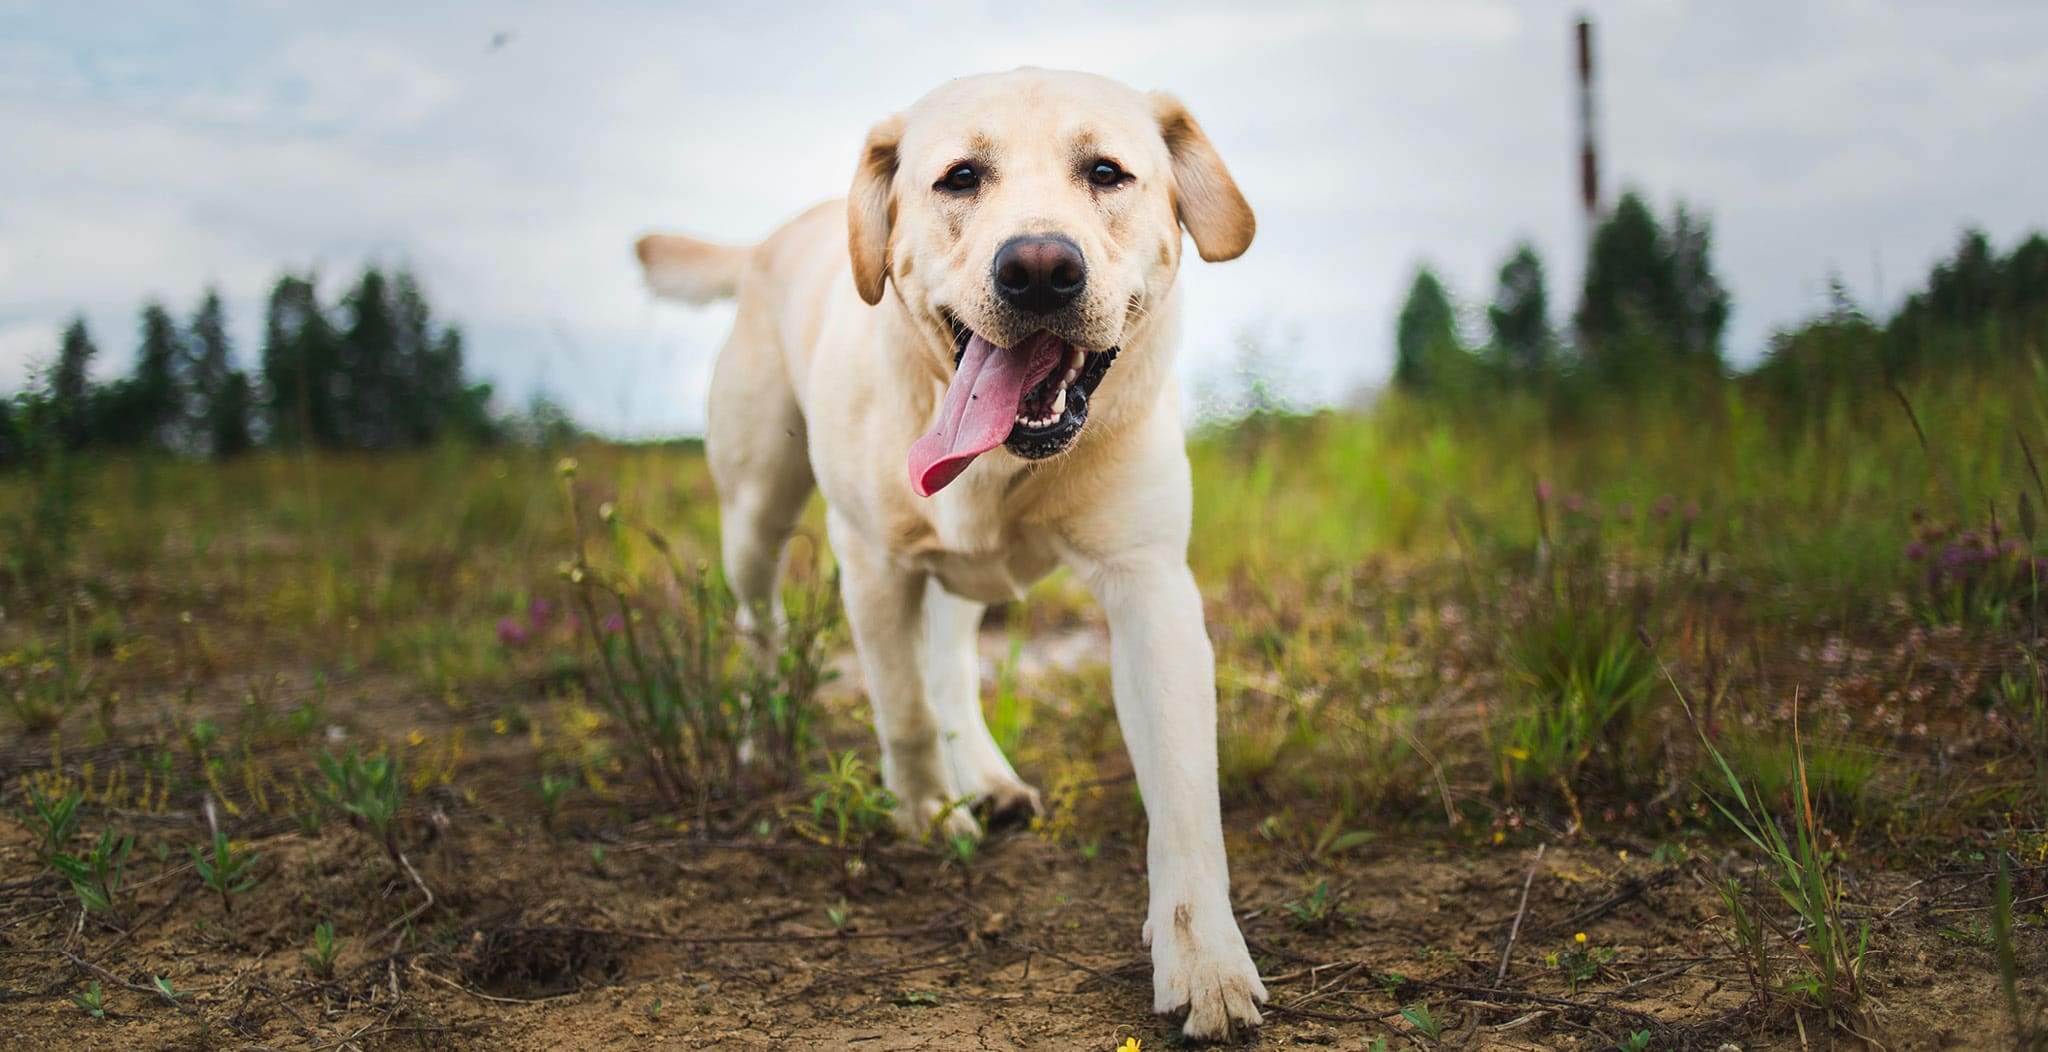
[2,623,2039,1052]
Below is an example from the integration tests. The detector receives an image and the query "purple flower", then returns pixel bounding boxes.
[1653,496,1675,519]
[601,613,626,635]
[1904,541,1927,561]
[1564,493,1588,515]
[1535,480,1553,503]
[497,617,531,648]
[528,597,555,629]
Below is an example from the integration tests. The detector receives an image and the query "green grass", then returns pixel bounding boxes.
[1188,359,2048,611]
[1,349,2045,1047]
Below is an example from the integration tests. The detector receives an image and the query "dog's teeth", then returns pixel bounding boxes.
[1050,388,1067,418]
[1066,346,1085,371]
[1061,367,1079,387]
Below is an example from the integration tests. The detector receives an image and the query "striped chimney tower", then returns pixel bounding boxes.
[1575,14,1601,236]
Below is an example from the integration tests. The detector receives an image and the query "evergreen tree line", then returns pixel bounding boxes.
[0,266,499,467]
[1394,189,1731,394]
[1750,228,2048,406]
[1394,187,2048,403]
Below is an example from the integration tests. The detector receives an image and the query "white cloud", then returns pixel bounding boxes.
[0,1,2044,435]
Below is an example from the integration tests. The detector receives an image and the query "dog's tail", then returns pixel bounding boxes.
[634,233,752,305]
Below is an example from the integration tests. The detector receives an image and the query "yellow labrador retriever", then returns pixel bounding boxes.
[636,67,1263,1038]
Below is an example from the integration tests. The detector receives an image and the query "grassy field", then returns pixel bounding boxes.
[2,357,2045,1049]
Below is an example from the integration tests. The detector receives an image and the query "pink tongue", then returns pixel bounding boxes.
[908,332,1062,497]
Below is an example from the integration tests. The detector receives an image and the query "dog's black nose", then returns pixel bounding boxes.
[993,235,1085,314]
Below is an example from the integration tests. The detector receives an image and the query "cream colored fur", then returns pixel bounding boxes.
[636,68,1263,1039]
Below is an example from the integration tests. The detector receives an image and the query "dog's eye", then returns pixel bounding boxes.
[1087,160,1130,188]
[937,163,981,193]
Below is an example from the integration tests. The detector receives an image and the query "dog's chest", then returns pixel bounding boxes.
[910,488,1061,604]
[913,542,1060,605]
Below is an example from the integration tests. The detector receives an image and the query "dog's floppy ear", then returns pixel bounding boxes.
[848,113,905,305]
[1150,93,1255,262]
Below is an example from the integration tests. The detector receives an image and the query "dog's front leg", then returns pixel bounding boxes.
[1079,551,1266,1039]
[828,513,977,842]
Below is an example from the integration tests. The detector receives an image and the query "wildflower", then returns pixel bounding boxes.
[1904,541,1927,561]
[492,718,509,735]
[1491,830,1506,845]
[528,597,555,628]
[557,456,579,478]
[601,613,626,635]
[1574,931,1587,944]
[1504,746,1530,762]
[599,501,617,523]
[1117,1039,1141,1052]
[407,729,426,747]
[497,618,531,648]
[1652,495,1675,519]
[1534,480,1553,503]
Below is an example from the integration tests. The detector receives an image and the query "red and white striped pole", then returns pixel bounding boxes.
[1575,14,1601,237]
[1581,14,1597,240]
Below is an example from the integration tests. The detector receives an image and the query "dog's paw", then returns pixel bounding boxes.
[891,792,982,843]
[966,773,1043,831]
[942,737,1042,831]
[1148,901,1267,1041]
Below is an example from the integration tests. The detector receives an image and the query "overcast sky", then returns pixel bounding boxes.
[3,1,2044,436]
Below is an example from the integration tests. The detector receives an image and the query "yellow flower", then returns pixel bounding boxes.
[1117,1039,1141,1052]
[1504,746,1530,762]
[1573,931,1588,944]
[1617,849,1629,862]
[407,729,426,747]
[1491,830,1506,844]
[492,718,510,735]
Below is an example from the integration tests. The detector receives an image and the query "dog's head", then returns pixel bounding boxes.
[852,69,1254,497]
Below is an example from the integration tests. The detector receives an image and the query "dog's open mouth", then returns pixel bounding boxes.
[907,314,1118,497]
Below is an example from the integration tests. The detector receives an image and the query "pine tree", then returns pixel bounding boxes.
[2004,233,2048,314]
[1668,205,1730,363]
[0,394,19,467]
[50,317,99,450]
[211,371,255,456]
[1395,268,1461,391]
[1576,190,1728,380]
[1487,243,1553,377]
[111,302,186,451]
[339,268,399,449]
[389,269,439,444]
[260,274,338,448]
[186,289,231,453]
[431,328,499,443]
[188,289,254,457]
